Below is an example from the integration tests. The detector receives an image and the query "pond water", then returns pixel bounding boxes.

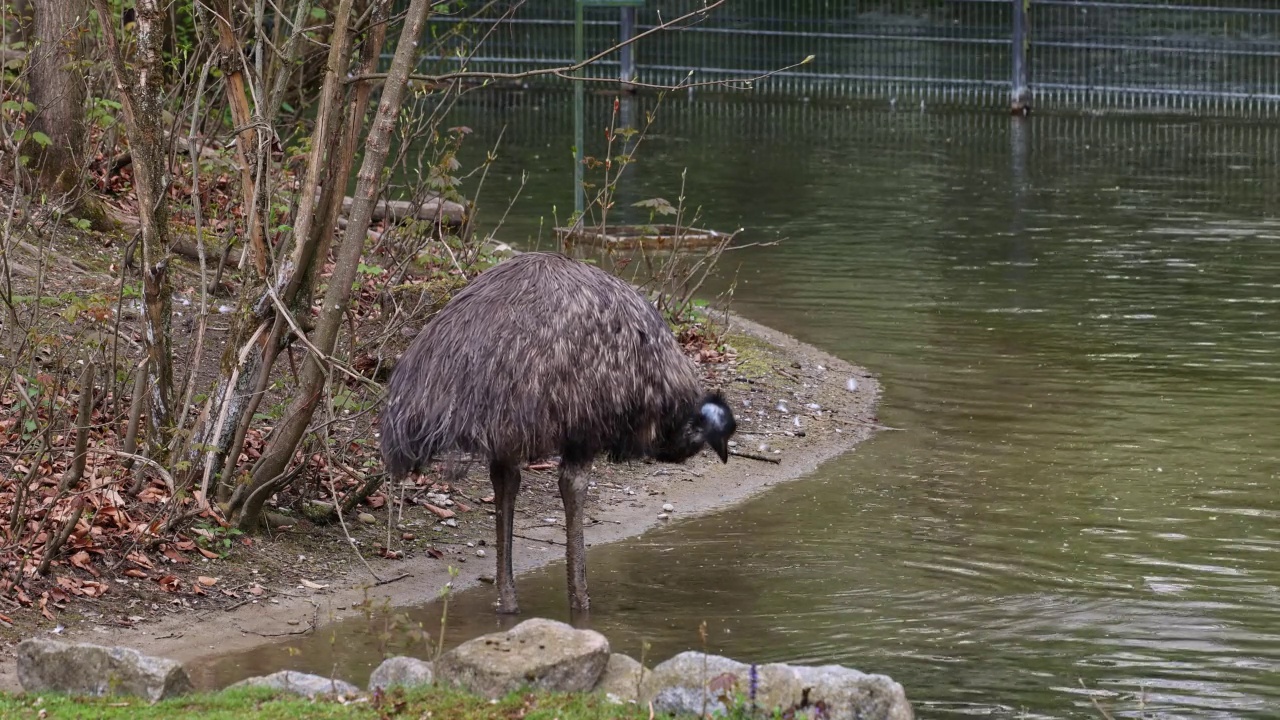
[197,92,1280,718]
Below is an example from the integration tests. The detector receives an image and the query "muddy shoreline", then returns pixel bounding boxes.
[0,311,881,693]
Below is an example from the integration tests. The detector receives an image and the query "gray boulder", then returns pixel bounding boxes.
[643,651,913,720]
[368,656,435,691]
[434,617,610,699]
[592,653,650,704]
[16,638,193,701]
[642,651,749,716]
[228,670,360,698]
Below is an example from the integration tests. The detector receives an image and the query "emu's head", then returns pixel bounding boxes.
[655,392,737,464]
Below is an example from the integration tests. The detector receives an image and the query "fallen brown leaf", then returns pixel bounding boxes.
[80,581,108,598]
[422,502,455,519]
[161,547,190,564]
[126,551,155,569]
[69,551,99,577]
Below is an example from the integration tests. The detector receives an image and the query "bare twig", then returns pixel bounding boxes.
[729,450,781,464]
[85,447,177,492]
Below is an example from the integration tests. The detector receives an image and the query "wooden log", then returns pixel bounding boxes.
[340,194,466,226]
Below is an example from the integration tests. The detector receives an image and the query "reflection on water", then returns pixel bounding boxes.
[196,95,1280,718]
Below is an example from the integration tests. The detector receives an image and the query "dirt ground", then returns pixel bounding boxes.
[0,288,882,692]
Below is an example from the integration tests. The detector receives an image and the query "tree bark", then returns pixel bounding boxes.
[205,0,269,278]
[235,0,434,532]
[26,0,108,228]
[92,0,176,448]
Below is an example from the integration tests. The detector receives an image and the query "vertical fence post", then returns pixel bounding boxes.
[573,0,585,217]
[619,5,636,90]
[1011,0,1031,114]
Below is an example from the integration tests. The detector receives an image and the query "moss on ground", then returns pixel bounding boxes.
[722,331,784,382]
[0,686,682,720]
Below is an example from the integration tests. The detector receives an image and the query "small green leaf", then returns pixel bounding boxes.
[23,419,37,433]
[31,131,52,147]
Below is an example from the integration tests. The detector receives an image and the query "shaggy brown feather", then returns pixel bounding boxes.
[380,251,712,474]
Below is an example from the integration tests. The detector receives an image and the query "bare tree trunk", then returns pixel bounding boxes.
[204,0,269,278]
[186,0,357,501]
[234,0,434,532]
[26,0,109,228]
[92,0,175,449]
[302,0,390,308]
[275,0,360,309]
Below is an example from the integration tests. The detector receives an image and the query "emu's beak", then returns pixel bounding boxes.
[709,436,730,463]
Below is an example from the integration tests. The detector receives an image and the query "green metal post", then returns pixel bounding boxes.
[574,0,585,217]
[1011,0,1031,114]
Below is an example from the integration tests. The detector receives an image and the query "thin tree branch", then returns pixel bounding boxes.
[347,0,729,86]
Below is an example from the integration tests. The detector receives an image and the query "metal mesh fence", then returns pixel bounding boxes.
[441,87,1280,224]
[1031,1,1280,115]
[412,1,1280,116]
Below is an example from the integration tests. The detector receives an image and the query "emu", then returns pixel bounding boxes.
[379,251,737,614]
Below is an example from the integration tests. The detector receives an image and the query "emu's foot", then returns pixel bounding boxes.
[494,599,520,615]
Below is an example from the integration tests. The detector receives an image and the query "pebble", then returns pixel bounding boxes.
[544,517,558,525]
[402,532,416,541]
[442,518,458,528]
[775,401,789,412]
[816,364,826,371]
[657,513,670,520]
[357,512,376,525]
[806,403,822,411]
[728,440,738,447]
[846,377,858,392]
[662,503,674,513]
[475,549,486,558]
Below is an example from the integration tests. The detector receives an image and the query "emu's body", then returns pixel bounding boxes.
[380,251,735,613]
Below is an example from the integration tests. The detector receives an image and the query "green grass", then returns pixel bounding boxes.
[0,686,679,720]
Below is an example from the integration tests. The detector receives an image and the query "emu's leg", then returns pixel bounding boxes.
[490,460,521,614]
[558,462,591,614]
